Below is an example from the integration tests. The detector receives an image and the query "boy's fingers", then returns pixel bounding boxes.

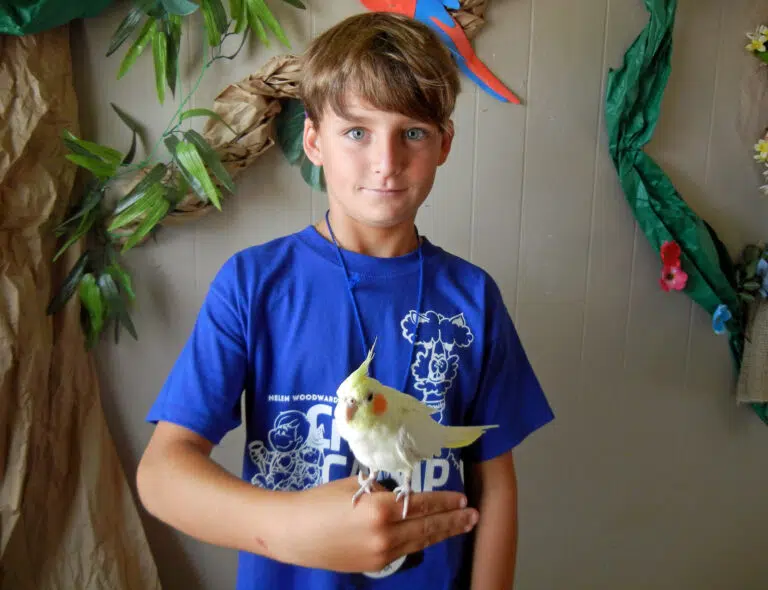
[389,491,468,520]
[387,508,478,559]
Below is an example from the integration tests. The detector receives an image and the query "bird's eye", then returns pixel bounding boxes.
[366,392,374,402]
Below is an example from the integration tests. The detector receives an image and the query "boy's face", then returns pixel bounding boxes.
[303,94,453,231]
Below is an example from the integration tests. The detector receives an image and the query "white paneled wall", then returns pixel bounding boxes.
[72,0,768,588]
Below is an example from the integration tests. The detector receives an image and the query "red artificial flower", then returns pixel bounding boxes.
[659,264,688,292]
[660,241,682,267]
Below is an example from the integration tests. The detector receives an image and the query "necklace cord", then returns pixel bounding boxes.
[324,210,423,392]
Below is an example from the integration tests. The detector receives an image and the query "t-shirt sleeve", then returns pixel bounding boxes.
[146,255,248,445]
[465,281,554,462]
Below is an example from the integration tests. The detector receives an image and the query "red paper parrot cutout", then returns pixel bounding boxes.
[360,0,521,104]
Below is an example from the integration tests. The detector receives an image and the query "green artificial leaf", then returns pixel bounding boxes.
[118,17,156,79]
[55,185,105,235]
[62,136,95,159]
[79,273,105,347]
[123,132,138,165]
[167,137,222,209]
[54,207,99,261]
[164,133,180,153]
[165,15,182,96]
[182,129,235,193]
[280,0,305,8]
[743,244,761,264]
[152,23,168,103]
[201,0,225,46]
[301,157,325,192]
[137,0,163,15]
[107,263,136,300]
[47,251,89,315]
[110,102,144,165]
[274,97,324,191]
[65,154,117,178]
[747,258,759,278]
[179,108,237,135]
[207,0,228,37]
[114,163,167,215]
[230,0,247,33]
[107,7,145,57]
[248,9,269,46]
[274,97,305,164]
[159,0,200,15]
[63,130,124,168]
[122,192,171,252]
[98,273,138,340]
[246,0,289,47]
[108,182,165,231]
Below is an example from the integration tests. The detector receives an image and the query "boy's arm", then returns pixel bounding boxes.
[136,421,480,573]
[469,451,518,590]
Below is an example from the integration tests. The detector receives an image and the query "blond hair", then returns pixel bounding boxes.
[299,12,460,131]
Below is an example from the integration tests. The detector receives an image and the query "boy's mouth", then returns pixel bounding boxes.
[363,187,407,195]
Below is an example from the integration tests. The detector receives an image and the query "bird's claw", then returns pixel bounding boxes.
[352,471,376,507]
[393,484,411,519]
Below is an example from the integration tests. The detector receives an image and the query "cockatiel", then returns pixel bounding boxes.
[334,341,497,518]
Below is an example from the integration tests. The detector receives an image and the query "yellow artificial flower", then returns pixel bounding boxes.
[746,25,768,52]
[755,139,768,162]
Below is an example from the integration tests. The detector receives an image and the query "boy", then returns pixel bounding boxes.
[136,11,554,590]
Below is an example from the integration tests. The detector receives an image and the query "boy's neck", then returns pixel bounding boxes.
[314,213,420,258]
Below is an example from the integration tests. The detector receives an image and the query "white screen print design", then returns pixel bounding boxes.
[249,410,327,491]
[400,310,474,420]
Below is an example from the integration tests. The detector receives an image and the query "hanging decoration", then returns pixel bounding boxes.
[0,0,114,35]
[359,0,521,103]
[605,0,768,424]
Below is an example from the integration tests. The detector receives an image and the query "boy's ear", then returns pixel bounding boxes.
[303,118,323,166]
[437,120,455,166]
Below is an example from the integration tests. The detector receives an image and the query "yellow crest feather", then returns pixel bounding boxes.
[345,338,377,390]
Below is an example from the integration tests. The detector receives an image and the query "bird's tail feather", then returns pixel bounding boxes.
[442,424,498,449]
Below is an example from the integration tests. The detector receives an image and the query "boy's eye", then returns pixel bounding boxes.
[405,128,428,141]
[346,128,366,140]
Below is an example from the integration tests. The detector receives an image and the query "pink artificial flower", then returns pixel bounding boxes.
[660,241,682,267]
[659,264,688,292]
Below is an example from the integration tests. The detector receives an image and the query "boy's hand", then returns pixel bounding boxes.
[271,476,478,573]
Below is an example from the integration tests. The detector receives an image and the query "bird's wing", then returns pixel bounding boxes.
[395,410,447,465]
[375,381,439,417]
[395,424,424,467]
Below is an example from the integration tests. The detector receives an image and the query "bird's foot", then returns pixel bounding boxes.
[352,470,377,507]
[393,481,412,519]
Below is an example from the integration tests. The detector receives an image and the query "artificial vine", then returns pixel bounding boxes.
[47,0,304,347]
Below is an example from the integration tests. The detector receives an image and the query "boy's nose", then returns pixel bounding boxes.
[372,138,404,177]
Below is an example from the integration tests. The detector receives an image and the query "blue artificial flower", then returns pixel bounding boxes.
[757,258,768,297]
[712,304,732,335]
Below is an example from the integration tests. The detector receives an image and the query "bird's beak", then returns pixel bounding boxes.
[345,400,357,422]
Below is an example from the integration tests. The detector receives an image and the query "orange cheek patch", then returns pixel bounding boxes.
[372,393,388,415]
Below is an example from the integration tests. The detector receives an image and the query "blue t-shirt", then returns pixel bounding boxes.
[147,225,554,589]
